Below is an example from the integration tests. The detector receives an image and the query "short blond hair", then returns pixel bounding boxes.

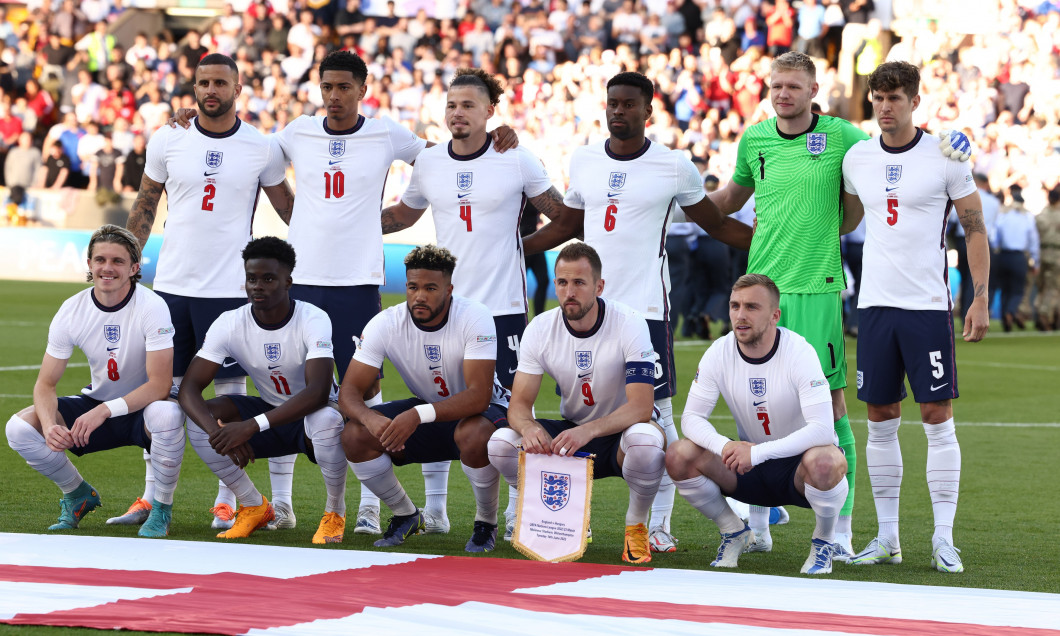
[87,224,142,284]
[770,51,816,82]
[732,273,780,307]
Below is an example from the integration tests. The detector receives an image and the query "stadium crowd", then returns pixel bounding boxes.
[0,0,1057,327]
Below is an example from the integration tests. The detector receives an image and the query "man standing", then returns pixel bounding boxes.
[1035,186,1060,331]
[124,53,297,532]
[841,61,989,573]
[666,274,848,575]
[378,67,580,539]
[538,71,752,554]
[487,243,666,564]
[178,238,348,544]
[340,245,510,552]
[6,226,184,538]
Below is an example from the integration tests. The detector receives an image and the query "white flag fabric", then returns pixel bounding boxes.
[513,451,593,562]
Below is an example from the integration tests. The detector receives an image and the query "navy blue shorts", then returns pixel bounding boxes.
[157,291,247,378]
[493,313,528,388]
[225,395,315,463]
[56,395,150,456]
[647,319,675,400]
[537,418,624,479]
[857,307,959,405]
[727,452,811,509]
[290,284,381,382]
[371,397,508,465]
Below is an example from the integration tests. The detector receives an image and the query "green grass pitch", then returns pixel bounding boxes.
[1,278,1058,635]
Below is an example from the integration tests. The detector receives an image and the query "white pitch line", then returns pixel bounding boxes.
[534,410,1059,428]
[0,394,32,399]
[0,363,87,372]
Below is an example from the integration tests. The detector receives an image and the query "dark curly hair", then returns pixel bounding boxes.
[242,237,297,272]
[606,71,654,103]
[450,68,505,106]
[319,50,368,84]
[404,244,457,277]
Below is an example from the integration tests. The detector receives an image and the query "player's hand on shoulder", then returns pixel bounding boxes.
[938,129,973,162]
[167,108,198,129]
[209,418,257,455]
[522,422,554,455]
[69,405,110,447]
[551,426,593,457]
[721,440,754,475]
[489,125,519,153]
[44,421,75,452]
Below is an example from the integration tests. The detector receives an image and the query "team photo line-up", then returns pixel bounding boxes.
[7,46,985,577]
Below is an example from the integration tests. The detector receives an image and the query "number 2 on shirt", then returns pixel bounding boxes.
[202,184,216,211]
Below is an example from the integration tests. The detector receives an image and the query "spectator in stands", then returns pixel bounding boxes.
[765,0,795,55]
[39,143,71,189]
[88,132,122,192]
[5,131,40,189]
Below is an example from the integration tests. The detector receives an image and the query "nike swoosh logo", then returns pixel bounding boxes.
[508,367,518,374]
[885,186,898,191]
[457,193,470,198]
[328,159,341,165]
[429,365,442,370]
[578,372,591,378]
[204,171,219,176]
[106,346,119,351]
[654,382,667,390]
[268,365,280,370]
[753,400,766,406]
[222,360,239,368]
[930,383,949,391]
[608,192,620,198]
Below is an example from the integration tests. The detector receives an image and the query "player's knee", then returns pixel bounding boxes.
[304,406,343,438]
[803,446,847,488]
[867,402,901,422]
[487,427,520,460]
[6,413,41,450]
[454,416,494,452]
[341,420,375,461]
[665,439,701,480]
[143,400,185,437]
[920,400,952,425]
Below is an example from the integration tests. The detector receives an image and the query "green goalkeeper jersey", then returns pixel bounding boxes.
[733,113,869,294]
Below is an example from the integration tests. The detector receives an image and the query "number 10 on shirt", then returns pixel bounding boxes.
[324,170,345,198]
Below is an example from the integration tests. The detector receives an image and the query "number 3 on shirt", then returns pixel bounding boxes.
[887,198,898,226]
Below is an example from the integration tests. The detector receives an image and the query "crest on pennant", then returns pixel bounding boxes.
[886,165,903,184]
[540,471,571,511]
[424,344,442,363]
[806,133,827,155]
[103,325,120,343]
[205,150,223,168]
[575,351,592,370]
[457,172,473,191]
[749,378,767,397]
[329,140,345,158]
[608,172,626,190]
[264,343,281,362]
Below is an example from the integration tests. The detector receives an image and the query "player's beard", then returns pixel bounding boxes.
[198,94,236,119]
[561,298,594,322]
[409,298,449,325]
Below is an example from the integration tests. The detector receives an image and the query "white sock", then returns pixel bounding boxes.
[748,505,770,536]
[187,419,262,507]
[6,415,83,493]
[620,423,665,526]
[675,475,744,534]
[305,407,347,516]
[267,455,296,508]
[141,449,156,501]
[487,427,521,489]
[504,484,518,516]
[213,376,247,397]
[804,480,848,543]
[422,461,450,517]
[214,480,237,508]
[351,454,415,516]
[867,417,903,543]
[461,462,500,524]
[648,398,677,531]
[836,514,852,536]
[925,418,960,545]
[143,401,185,505]
[357,392,383,509]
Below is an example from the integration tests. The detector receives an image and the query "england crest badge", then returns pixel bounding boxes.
[329,139,345,158]
[886,165,902,184]
[264,343,281,362]
[575,351,592,370]
[806,133,827,155]
[749,378,767,397]
[457,172,473,191]
[424,344,442,363]
[608,171,626,190]
[205,150,223,169]
[103,325,120,343]
[541,471,571,511]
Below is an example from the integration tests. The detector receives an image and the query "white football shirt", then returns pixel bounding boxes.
[197,300,336,407]
[401,141,552,315]
[273,115,427,286]
[564,140,705,320]
[843,129,976,311]
[518,298,656,425]
[46,284,175,402]
[145,119,286,298]
[684,328,835,466]
[354,295,509,406]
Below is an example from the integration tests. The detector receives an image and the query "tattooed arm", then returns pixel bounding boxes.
[522,186,584,255]
[263,179,296,225]
[954,190,990,342]
[380,200,428,234]
[126,175,165,249]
